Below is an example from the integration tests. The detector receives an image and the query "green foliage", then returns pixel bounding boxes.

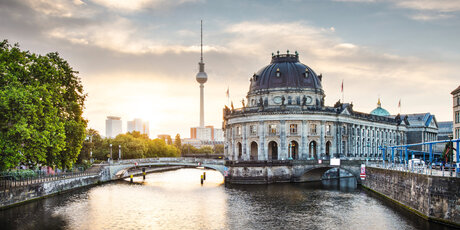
[1,169,37,180]
[0,40,87,170]
[174,134,181,154]
[89,132,180,160]
[181,144,217,154]
[213,144,224,154]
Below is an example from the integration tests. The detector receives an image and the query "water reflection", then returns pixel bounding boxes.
[0,168,453,230]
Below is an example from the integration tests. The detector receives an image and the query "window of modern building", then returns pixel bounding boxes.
[269,124,277,134]
[290,124,298,134]
[250,125,257,135]
[310,124,317,135]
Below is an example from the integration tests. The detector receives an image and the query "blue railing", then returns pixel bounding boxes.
[378,139,460,176]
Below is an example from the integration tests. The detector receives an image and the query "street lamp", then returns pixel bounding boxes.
[109,144,113,162]
[118,145,121,161]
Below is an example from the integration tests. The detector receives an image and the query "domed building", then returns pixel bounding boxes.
[370,99,391,117]
[223,51,409,161]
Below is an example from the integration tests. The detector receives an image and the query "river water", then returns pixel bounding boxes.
[0,168,452,230]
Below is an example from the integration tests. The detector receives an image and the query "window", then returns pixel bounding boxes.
[290,124,298,134]
[342,125,347,135]
[236,126,241,136]
[269,124,277,135]
[250,125,257,135]
[310,124,317,135]
[326,125,331,135]
[456,111,460,124]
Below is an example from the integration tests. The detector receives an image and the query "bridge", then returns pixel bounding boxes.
[103,157,366,184]
[104,158,227,180]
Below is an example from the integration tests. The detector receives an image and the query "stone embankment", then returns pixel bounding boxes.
[0,165,181,209]
[362,167,460,227]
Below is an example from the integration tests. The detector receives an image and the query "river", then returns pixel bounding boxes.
[0,168,451,230]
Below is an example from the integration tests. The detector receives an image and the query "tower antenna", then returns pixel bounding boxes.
[200,20,203,63]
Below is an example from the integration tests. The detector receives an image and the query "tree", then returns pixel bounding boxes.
[78,129,102,163]
[213,144,224,154]
[174,134,181,154]
[0,40,87,170]
[166,136,173,145]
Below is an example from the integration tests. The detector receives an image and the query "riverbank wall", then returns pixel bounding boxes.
[362,167,460,227]
[0,165,182,209]
[0,174,101,209]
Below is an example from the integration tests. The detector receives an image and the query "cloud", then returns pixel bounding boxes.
[221,21,457,117]
[394,0,460,12]
[334,0,460,21]
[90,0,202,12]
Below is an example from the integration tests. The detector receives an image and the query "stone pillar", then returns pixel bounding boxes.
[320,121,325,159]
[242,124,248,160]
[280,120,287,160]
[301,120,307,160]
[258,121,265,160]
[334,123,341,158]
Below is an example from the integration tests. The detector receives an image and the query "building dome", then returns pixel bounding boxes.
[249,51,322,94]
[370,99,390,116]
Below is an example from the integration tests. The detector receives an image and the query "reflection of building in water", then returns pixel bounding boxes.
[127,118,149,136]
[223,51,438,161]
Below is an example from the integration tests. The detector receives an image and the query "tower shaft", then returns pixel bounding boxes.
[200,84,204,128]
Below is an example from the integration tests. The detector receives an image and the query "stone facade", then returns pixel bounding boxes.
[452,85,460,140]
[223,52,408,162]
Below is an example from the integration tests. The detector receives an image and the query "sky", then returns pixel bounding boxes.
[1,0,459,138]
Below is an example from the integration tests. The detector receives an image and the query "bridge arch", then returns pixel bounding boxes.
[296,166,360,183]
[107,160,227,180]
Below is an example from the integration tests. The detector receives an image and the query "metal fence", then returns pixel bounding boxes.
[0,169,100,190]
[376,139,460,177]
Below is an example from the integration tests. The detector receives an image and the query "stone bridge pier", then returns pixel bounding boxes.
[225,160,363,184]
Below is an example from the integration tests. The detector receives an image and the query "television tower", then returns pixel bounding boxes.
[196,20,207,128]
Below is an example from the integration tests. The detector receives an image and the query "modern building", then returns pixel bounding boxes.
[223,51,437,161]
[214,128,224,141]
[106,116,122,138]
[127,118,150,136]
[452,85,460,140]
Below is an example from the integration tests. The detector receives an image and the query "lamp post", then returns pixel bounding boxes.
[118,145,121,161]
[89,135,93,163]
[109,144,112,163]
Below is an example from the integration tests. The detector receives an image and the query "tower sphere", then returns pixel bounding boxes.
[196,71,208,84]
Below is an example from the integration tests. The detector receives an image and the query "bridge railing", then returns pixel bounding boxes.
[115,157,225,165]
[0,170,100,190]
[377,139,460,177]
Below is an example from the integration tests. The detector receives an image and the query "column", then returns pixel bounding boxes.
[258,121,265,160]
[280,120,287,160]
[301,120,308,160]
[320,121,325,159]
[242,124,248,160]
